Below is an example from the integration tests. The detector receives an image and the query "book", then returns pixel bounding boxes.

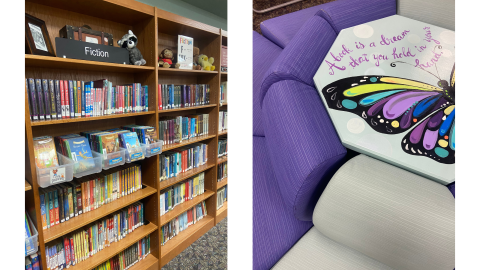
[161,202,206,245]
[35,79,45,120]
[64,136,95,173]
[42,79,52,120]
[119,132,144,161]
[33,136,59,169]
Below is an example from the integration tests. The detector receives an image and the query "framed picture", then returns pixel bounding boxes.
[25,13,55,56]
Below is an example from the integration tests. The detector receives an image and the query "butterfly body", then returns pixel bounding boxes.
[321,64,455,164]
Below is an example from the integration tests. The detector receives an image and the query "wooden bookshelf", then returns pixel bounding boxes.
[216,202,228,224]
[217,178,228,189]
[218,156,228,164]
[25,180,32,191]
[24,0,227,268]
[219,130,228,136]
[43,185,157,243]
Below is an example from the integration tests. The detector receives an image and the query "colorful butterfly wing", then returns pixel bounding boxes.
[401,106,455,164]
[321,75,445,134]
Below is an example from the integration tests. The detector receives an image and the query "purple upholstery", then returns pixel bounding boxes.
[259,15,337,107]
[260,5,326,48]
[317,0,396,33]
[447,182,455,197]
[262,80,346,221]
[253,31,283,137]
[253,136,313,270]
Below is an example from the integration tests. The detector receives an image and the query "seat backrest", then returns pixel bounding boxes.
[397,0,455,30]
[313,155,455,270]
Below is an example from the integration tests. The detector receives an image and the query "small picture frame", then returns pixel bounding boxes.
[25,13,55,56]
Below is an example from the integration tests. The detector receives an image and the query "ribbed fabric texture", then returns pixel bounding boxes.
[262,80,346,221]
[397,0,455,30]
[272,228,393,270]
[259,15,336,107]
[316,0,396,33]
[260,4,327,49]
[253,31,283,137]
[253,136,313,270]
[314,155,455,270]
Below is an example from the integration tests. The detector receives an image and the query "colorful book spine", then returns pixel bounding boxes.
[28,78,39,121]
[68,80,74,118]
[54,80,62,119]
[48,80,57,119]
[81,81,85,117]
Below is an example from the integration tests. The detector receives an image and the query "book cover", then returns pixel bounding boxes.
[65,137,95,173]
[35,79,45,120]
[27,78,39,121]
[49,79,57,119]
[68,80,74,118]
[33,136,59,169]
[119,132,144,161]
[42,79,52,120]
[54,80,62,119]
[63,80,70,119]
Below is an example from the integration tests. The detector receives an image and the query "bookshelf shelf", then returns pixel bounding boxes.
[160,216,214,267]
[160,190,214,226]
[158,68,218,75]
[25,180,32,191]
[217,156,228,164]
[130,254,159,270]
[67,222,158,270]
[160,163,216,190]
[161,134,216,152]
[220,103,227,107]
[25,1,227,268]
[158,104,217,114]
[217,178,228,189]
[30,111,156,126]
[216,202,228,224]
[42,185,157,243]
[25,55,155,73]
[219,130,228,136]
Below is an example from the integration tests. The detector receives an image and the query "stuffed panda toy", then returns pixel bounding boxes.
[117,30,146,65]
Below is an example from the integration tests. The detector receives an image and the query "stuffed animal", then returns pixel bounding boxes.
[192,47,202,70]
[197,54,215,71]
[117,30,146,65]
[158,48,180,68]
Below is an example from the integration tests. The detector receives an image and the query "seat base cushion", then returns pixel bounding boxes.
[253,136,313,270]
[272,228,392,270]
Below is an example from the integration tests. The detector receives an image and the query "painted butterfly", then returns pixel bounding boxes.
[321,60,455,164]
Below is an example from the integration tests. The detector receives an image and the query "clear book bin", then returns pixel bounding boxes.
[125,145,146,163]
[36,152,74,188]
[25,212,38,256]
[57,152,103,178]
[91,148,126,170]
[141,140,163,158]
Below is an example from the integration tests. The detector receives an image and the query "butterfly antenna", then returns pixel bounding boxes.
[390,61,441,80]
[432,45,443,80]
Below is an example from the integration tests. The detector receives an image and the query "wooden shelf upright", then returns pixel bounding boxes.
[24,0,227,269]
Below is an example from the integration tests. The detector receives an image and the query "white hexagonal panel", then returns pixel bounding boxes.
[314,15,455,184]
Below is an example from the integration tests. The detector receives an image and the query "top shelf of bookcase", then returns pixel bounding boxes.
[156,8,219,38]
[26,0,154,25]
[25,55,155,73]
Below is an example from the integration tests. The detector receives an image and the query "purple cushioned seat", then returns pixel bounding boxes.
[262,80,346,220]
[260,15,337,107]
[447,182,455,197]
[260,5,327,48]
[253,31,283,137]
[253,136,313,270]
[316,0,396,33]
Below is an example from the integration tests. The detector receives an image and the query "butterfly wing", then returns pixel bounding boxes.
[321,75,446,134]
[401,106,455,164]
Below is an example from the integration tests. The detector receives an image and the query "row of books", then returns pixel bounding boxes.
[27,78,148,122]
[25,252,41,270]
[161,202,207,246]
[218,139,227,158]
[93,235,151,270]
[25,212,37,255]
[159,144,208,181]
[158,84,210,110]
[219,111,228,132]
[39,164,142,230]
[160,172,205,216]
[45,203,144,269]
[217,186,228,210]
[220,81,227,104]
[159,114,209,145]
[218,162,227,182]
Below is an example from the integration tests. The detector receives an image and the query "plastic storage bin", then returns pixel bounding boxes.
[36,153,74,188]
[57,152,102,178]
[25,213,38,256]
[92,148,126,170]
[141,140,163,158]
[125,145,146,163]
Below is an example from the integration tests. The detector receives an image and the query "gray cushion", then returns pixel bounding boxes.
[272,227,393,270]
[313,155,455,270]
[397,0,455,30]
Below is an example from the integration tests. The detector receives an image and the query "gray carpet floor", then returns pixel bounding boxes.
[162,217,228,270]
